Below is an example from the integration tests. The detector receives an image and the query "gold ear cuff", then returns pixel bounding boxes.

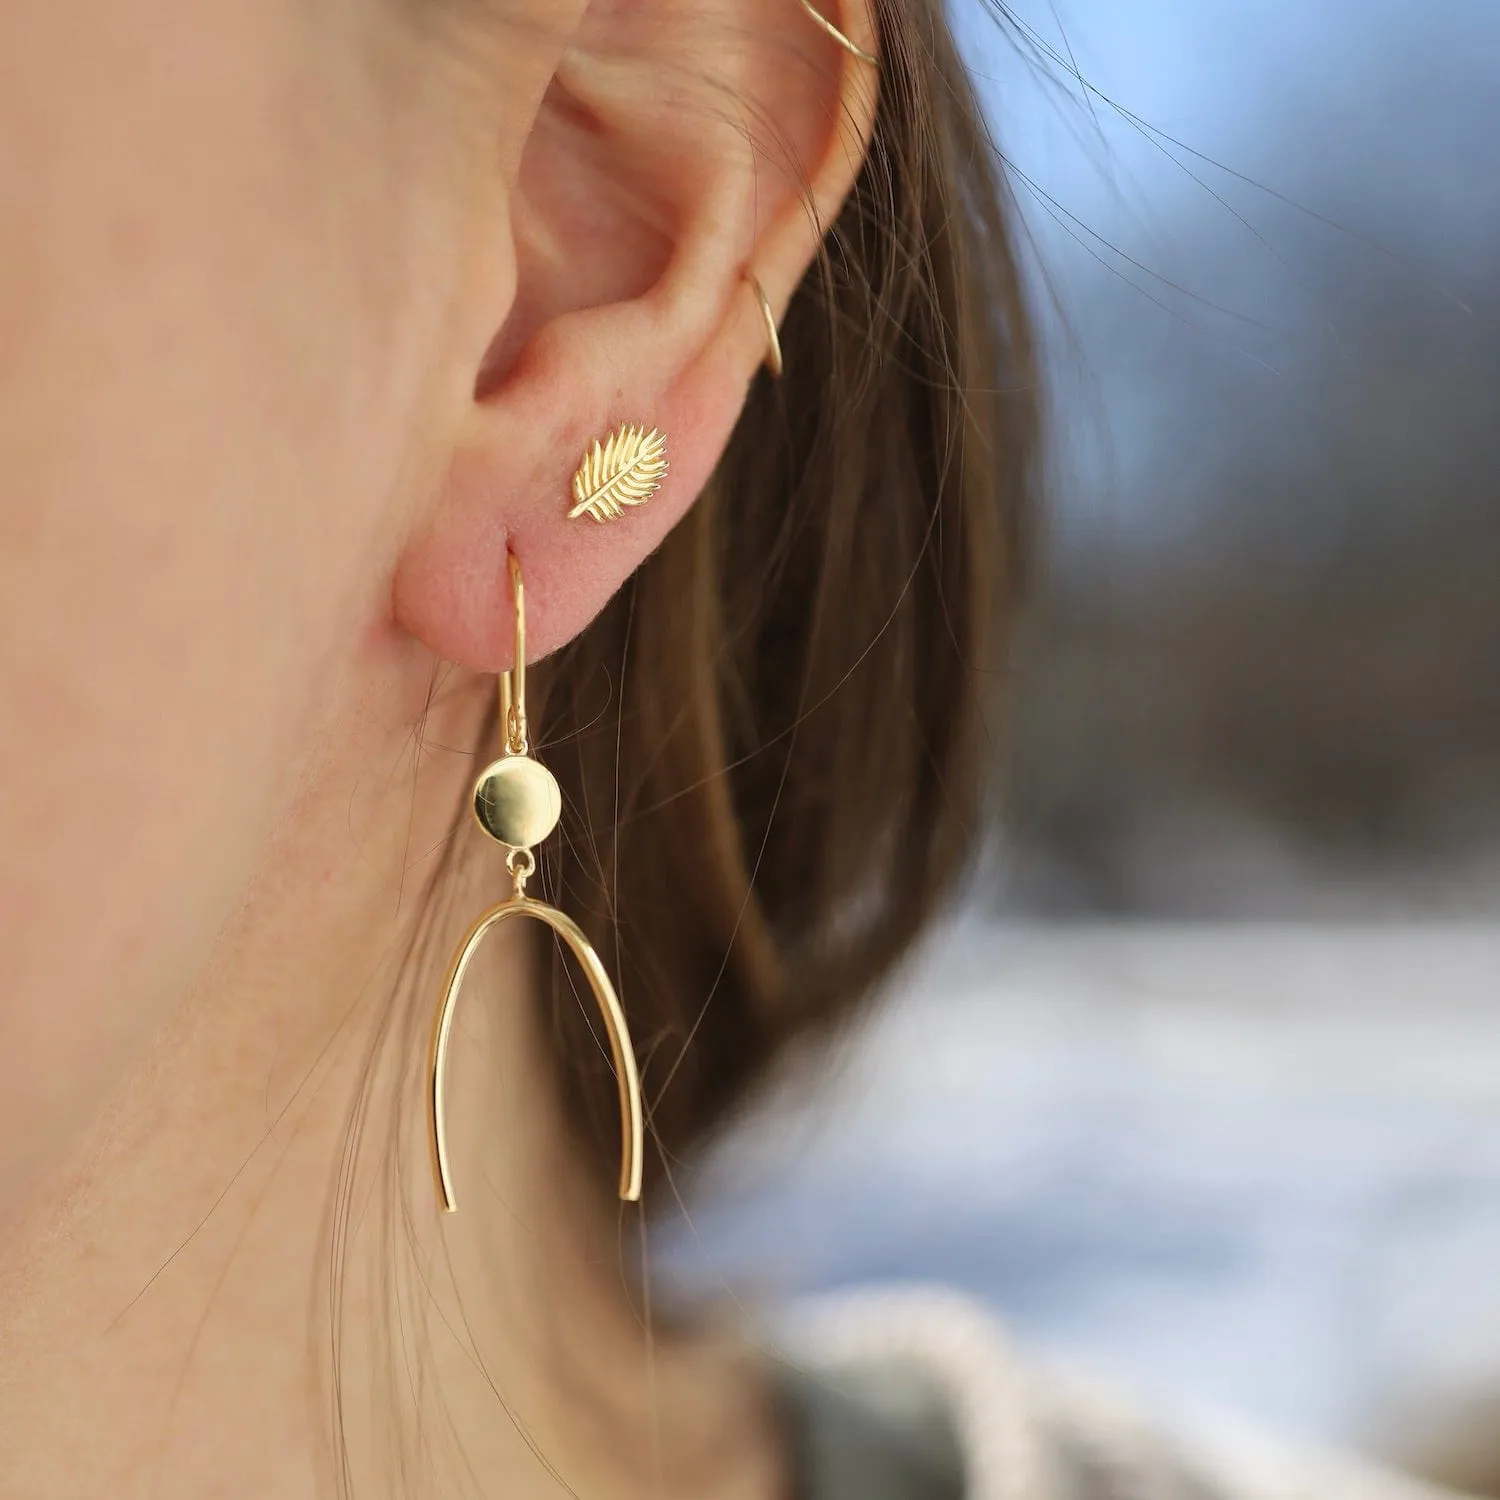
[567,422,668,524]
[797,0,878,66]
[748,275,784,379]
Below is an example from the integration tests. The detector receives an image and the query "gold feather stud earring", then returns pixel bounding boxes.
[567,422,668,524]
[428,550,645,1212]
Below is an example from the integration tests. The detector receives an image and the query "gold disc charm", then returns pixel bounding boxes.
[472,755,561,849]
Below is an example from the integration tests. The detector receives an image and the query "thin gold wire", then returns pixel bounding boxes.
[498,550,527,754]
[796,0,878,65]
[428,895,645,1210]
[748,275,784,379]
[427,549,645,1213]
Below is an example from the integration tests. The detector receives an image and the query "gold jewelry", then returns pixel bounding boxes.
[748,275,784,379]
[567,422,668,524]
[428,551,645,1211]
[797,0,878,66]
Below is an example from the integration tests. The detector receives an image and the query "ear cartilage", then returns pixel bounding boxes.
[567,423,668,524]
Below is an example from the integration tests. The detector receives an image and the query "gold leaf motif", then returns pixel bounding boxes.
[567,423,669,524]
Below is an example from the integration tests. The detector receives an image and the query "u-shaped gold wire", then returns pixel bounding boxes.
[427,549,645,1213]
[428,896,644,1210]
[797,0,878,65]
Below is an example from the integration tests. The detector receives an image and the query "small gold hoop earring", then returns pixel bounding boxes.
[428,551,645,1212]
[797,0,878,66]
[748,275,784,380]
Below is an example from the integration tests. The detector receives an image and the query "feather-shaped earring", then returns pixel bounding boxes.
[567,423,669,524]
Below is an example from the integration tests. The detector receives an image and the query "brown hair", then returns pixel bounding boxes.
[526,0,1037,1187]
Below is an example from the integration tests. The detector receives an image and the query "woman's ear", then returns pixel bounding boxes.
[393,0,877,671]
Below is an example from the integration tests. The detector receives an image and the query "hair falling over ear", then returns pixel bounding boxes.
[520,0,1038,1188]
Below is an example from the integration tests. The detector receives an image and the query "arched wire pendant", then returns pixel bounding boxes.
[427,552,644,1213]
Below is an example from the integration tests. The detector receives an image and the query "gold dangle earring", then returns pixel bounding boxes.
[428,550,645,1212]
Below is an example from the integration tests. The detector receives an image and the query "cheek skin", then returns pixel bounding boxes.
[0,2,493,1212]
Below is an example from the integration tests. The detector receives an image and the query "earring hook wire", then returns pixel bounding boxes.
[499,550,528,755]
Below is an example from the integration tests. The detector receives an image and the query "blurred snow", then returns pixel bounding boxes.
[664,920,1500,1454]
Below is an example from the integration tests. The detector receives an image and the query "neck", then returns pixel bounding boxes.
[0,649,781,1500]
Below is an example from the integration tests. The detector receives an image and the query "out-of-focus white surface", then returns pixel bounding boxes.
[665,922,1500,1452]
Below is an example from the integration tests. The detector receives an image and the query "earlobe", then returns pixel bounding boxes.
[391,0,878,675]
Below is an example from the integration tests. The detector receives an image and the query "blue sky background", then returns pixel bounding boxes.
[952,0,1500,559]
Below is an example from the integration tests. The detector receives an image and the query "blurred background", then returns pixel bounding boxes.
[667,0,1500,1491]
